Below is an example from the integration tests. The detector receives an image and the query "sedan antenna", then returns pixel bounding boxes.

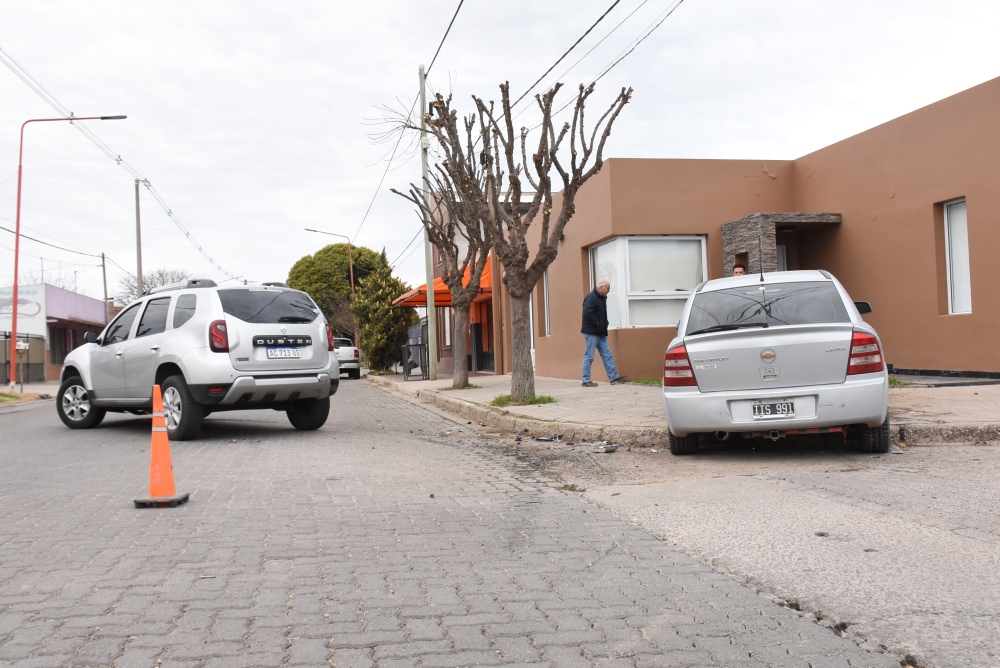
[757,225,765,282]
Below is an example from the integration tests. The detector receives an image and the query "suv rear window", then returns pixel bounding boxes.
[217,288,320,324]
[686,281,850,334]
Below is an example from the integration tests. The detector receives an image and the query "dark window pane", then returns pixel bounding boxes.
[173,294,197,328]
[136,298,171,338]
[217,288,319,324]
[687,281,850,333]
[103,303,142,345]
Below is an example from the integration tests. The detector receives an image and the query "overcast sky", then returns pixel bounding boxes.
[2,0,998,302]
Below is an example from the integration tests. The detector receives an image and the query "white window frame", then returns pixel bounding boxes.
[589,235,707,328]
[543,269,551,336]
[944,199,972,314]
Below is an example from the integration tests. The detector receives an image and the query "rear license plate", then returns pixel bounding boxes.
[267,347,301,359]
[752,400,795,419]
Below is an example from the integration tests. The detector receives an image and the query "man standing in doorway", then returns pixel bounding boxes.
[581,280,627,387]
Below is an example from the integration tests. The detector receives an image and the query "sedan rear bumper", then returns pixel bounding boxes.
[662,373,888,437]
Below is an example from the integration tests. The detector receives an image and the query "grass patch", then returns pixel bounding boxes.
[629,378,662,387]
[888,376,911,387]
[490,394,555,407]
[0,392,22,404]
[440,383,481,391]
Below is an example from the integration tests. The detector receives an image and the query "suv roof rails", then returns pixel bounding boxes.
[144,279,218,296]
[261,282,290,288]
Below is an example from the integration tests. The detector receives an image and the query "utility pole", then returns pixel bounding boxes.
[101,253,109,323]
[419,64,438,380]
[134,179,144,295]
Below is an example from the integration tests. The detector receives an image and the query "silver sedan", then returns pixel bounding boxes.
[661,270,889,455]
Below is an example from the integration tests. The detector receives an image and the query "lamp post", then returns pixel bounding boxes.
[304,228,358,347]
[8,115,126,387]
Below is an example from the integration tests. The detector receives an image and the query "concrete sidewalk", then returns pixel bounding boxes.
[369,372,1000,447]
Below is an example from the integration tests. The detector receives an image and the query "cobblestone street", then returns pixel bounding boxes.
[0,382,899,667]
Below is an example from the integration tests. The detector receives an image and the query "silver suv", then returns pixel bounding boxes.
[57,279,339,440]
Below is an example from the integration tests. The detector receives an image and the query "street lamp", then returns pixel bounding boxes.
[8,115,126,388]
[304,228,358,347]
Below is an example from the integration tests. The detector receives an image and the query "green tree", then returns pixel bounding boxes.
[351,262,415,371]
[287,243,382,341]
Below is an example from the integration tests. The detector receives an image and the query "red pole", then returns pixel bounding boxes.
[8,115,125,383]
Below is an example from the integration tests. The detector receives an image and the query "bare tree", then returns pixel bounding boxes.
[392,94,492,388]
[114,268,191,305]
[402,82,631,401]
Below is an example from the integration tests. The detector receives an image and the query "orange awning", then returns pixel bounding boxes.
[393,257,492,308]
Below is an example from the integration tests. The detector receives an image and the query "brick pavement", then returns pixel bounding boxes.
[0,383,900,667]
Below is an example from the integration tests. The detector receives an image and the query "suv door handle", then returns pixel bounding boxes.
[116,352,124,358]
[150,345,160,351]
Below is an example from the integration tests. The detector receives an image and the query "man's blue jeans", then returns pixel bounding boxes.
[582,333,619,383]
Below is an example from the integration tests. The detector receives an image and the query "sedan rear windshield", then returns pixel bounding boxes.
[217,288,320,324]
[686,281,850,335]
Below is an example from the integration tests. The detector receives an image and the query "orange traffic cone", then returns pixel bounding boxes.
[134,385,190,508]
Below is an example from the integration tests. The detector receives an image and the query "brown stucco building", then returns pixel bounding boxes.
[486,75,1000,382]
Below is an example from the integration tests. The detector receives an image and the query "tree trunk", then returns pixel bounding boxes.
[508,294,535,401]
[451,304,470,388]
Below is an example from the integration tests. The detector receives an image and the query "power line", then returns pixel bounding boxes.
[352,0,465,254]
[0,224,103,258]
[427,0,464,75]
[0,45,237,280]
[390,226,426,270]
[511,0,623,109]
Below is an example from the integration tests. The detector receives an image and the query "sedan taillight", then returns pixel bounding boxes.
[326,324,335,352]
[664,345,697,387]
[847,331,885,375]
[209,320,229,353]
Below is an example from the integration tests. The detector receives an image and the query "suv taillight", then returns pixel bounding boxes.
[326,324,335,352]
[209,320,229,353]
[354,349,359,359]
[664,345,697,386]
[847,331,884,375]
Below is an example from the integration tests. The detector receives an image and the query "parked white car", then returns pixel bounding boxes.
[334,338,361,379]
[662,270,889,455]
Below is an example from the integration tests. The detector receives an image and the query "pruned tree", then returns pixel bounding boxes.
[391,96,492,388]
[114,268,191,305]
[399,82,631,401]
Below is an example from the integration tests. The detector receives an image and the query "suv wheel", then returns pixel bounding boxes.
[860,416,891,453]
[668,431,699,455]
[286,397,330,431]
[56,377,106,429]
[162,375,204,441]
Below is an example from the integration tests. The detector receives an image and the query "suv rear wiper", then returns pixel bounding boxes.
[277,316,313,323]
[688,322,770,336]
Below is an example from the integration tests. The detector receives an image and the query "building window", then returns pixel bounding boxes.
[944,199,971,314]
[590,236,706,328]
[50,327,67,365]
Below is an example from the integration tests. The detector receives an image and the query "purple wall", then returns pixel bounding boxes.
[45,284,107,325]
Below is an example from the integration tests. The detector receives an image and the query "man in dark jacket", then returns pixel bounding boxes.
[581,280,627,387]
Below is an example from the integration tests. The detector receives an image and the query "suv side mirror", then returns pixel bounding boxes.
[854,301,872,314]
[84,331,99,344]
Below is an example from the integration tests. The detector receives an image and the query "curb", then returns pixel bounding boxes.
[368,376,999,448]
[370,376,698,447]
